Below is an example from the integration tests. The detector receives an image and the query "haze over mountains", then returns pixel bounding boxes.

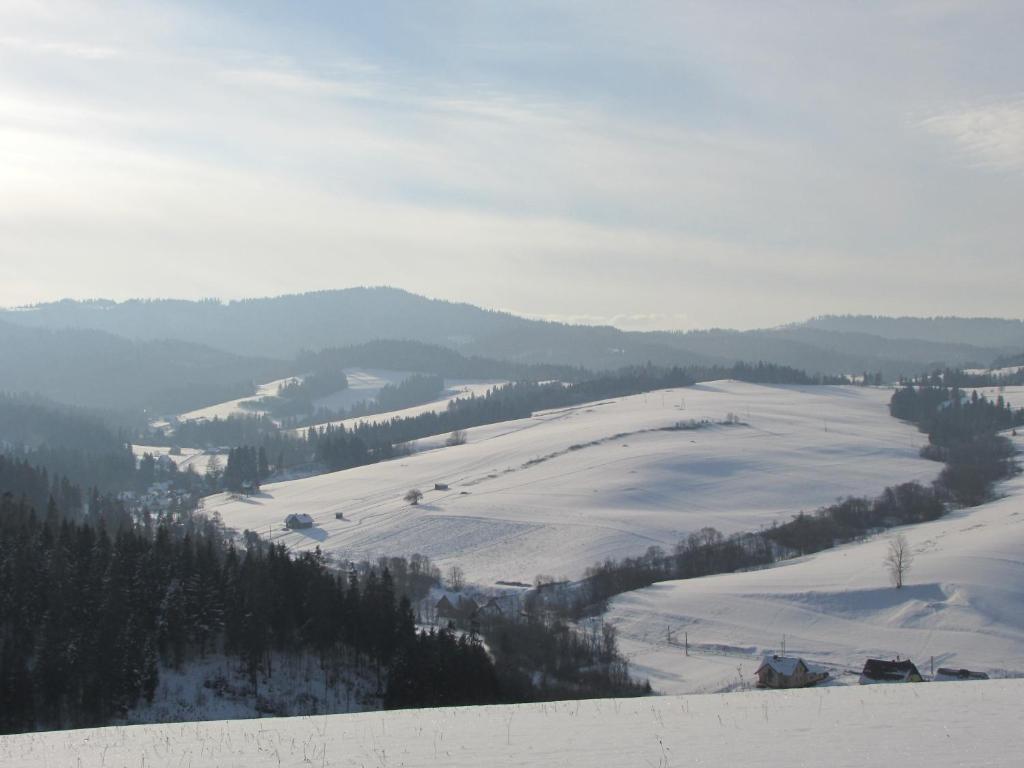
[1,288,1022,415]
[0,319,286,414]
[2,288,1015,387]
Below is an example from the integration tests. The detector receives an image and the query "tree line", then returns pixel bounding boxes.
[296,339,582,385]
[686,361,850,385]
[890,384,1022,506]
[902,367,1024,390]
[309,366,695,472]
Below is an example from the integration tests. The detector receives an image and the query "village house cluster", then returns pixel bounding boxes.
[755,654,990,689]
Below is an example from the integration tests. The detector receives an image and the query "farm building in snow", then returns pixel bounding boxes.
[859,658,923,684]
[754,656,829,689]
[477,597,504,619]
[435,595,495,627]
[935,667,990,681]
[435,595,458,620]
[284,513,314,530]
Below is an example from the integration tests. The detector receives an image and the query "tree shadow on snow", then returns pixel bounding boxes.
[294,526,328,542]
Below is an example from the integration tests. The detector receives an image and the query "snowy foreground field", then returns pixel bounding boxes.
[209,382,937,584]
[4,681,1021,767]
[608,430,1024,693]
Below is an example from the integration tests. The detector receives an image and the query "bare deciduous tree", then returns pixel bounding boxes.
[447,564,465,592]
[404,488,423,506]
[885,533,913,589]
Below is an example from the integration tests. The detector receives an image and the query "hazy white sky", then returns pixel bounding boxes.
[1,1,1021,330]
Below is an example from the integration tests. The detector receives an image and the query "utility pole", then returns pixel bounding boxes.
[684,632,689,656]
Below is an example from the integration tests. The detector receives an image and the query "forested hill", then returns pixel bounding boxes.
[0,319,288,414]
[801,315,1024,348]
[298,340,583,382]
[0,291,527,361]
[3,289,1016,377]
[0,395,139,494]
[0,462,646,735]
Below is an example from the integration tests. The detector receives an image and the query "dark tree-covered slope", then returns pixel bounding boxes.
[0,319,287,414]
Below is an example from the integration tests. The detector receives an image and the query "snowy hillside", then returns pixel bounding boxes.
[306,369,412,413]
[170,376,305,423]
[209,382,937,584]
[4,680,1021,767]
[294,378,506,435]
[606,432,1024,694]
[167,370,412,424]
[165,370,502,428]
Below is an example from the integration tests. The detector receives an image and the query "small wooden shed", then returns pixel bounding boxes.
[935,667,989,681]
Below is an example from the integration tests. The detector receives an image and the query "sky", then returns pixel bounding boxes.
[0,1,1021,331]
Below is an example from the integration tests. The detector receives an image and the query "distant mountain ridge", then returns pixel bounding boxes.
[2,289,1019,386]
[801,315,1024,348]
[1,290,530,359]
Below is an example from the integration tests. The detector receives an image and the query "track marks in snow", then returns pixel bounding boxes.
[211,382,939,584]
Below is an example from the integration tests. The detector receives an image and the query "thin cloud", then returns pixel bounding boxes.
[217,57,380,100]
[0,2,1022,325]
[921,98,1024,172]
[0,35,120,60]
[520,312,693,332]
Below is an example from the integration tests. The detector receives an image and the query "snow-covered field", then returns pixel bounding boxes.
[208,382,938,584]
[607,431,1024,694]
[977,384,1024,404]
[172,377,304,423]
[294,379,506,435]
[165,370,502,430]
[4,680,1021,767]
[308,369,413,413]
[131,445,227,476]
[168,370,414,424]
